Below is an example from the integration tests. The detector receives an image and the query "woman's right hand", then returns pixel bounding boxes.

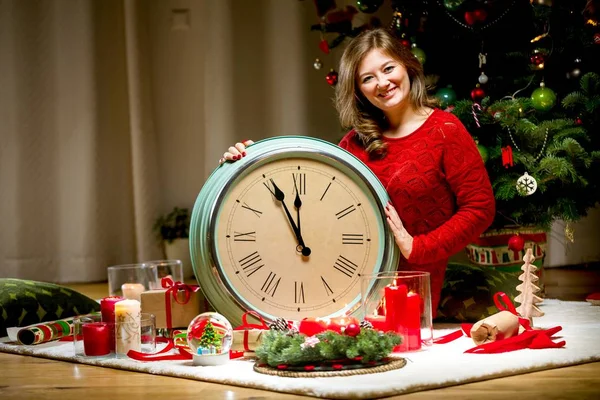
[218,140,254,164]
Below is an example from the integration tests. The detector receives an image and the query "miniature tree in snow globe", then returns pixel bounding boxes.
[187,312,233,366]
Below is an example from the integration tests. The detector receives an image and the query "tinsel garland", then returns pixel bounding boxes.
[255,328,401,367]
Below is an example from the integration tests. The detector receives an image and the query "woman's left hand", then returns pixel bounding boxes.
[385,203,413,260]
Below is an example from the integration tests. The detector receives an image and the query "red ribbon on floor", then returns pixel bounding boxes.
[127,337,192,361]
[126,337,245,361]
[432,292,565,353]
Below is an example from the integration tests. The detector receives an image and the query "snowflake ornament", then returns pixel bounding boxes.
[516,172,537,196]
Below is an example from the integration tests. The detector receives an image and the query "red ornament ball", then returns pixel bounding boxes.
[464,9,487,25]
[530,53,545,66]
[508,234,525,252]
[471,86,486,102]
[576,117,583,125]
[401,39,411,48]
[326,69,339,86]
[344,323,361,337]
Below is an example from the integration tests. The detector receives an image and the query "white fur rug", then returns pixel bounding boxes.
[1,300,599,399]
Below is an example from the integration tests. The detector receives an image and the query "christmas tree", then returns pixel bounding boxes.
[515,248,545,321]
[198,321,223,351]
[311,0,600,231]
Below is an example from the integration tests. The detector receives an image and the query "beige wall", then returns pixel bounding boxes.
[145,0,352,212]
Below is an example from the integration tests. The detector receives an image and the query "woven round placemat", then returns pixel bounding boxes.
[253,357,407,378]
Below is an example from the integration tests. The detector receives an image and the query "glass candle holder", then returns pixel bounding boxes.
[107,263,159,300]
[73,314,113,358]
[115,311,156,358]
[146,259,184,284]
[361,271,433,352]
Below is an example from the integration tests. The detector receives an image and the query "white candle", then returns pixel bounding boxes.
[114,299,141,356]
[121,283,145,301]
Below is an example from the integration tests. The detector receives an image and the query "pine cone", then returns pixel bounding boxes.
[269,317,289,331]
[360,320,373,330]
[286,326,299,337]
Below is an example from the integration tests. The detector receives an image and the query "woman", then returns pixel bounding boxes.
[220,28,495,315]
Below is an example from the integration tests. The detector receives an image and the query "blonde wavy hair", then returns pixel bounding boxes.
[335,28,437,159]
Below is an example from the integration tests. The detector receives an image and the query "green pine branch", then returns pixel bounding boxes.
[255,329,401,367]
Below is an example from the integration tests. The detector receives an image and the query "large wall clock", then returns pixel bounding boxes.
[190,136,398,326]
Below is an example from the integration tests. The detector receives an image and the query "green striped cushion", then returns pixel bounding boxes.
[0,278,100,337]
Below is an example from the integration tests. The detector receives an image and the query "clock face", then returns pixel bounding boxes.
[214,157,382,321]
[191,137,398,326]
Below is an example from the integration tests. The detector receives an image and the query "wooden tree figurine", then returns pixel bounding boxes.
[515,248,544,322]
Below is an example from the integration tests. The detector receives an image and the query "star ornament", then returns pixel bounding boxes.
[516,172,538,196]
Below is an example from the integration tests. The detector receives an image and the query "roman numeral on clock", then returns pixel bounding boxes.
[240,201,262,218]
[321,276,334,297]
[234,231,256,242]
[342,233,364,245]
[261,272,281,298]
[295,281,305,304]
[292,172,306,195]
[333,255,358,278]
[239,251,264,277]
[319,177,335,201]
[336,204,356,219]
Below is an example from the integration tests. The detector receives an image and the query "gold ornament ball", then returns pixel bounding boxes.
[313,58,323,70]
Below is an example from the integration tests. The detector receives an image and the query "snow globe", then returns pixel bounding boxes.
[187,312,233,366]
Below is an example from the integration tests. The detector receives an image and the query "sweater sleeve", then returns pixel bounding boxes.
[407,119,495,264]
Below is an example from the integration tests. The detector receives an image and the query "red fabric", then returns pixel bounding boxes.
[432,292,565,353]
[339,109,495,315]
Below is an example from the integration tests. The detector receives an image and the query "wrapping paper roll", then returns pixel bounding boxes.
[470,311,521,345]
[16,312,101,345]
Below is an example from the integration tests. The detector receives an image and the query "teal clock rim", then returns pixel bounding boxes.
[190,135,399,326]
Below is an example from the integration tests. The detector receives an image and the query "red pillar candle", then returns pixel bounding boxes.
[298,318,328,336]
[82,322,111,356]
[100,296,124,351]
[405,292,422,351]
[384,282,407,333]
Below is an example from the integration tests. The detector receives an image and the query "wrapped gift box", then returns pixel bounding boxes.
[140,282,209,329]
[232,328,266,352]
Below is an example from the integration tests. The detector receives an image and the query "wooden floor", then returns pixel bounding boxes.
[1,268,599,400]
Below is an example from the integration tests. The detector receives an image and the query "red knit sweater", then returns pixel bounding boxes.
[339,109,495,315]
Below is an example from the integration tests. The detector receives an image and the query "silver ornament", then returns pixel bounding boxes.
[478,72,489,84]
[313,58,323,70]
[516,172,538,196]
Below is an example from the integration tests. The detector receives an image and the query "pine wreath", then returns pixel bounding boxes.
[254,328,401,368]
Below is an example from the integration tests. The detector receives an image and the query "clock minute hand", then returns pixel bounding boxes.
[269,179,311,256]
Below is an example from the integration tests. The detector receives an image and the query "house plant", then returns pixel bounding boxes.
[153,207,194,279]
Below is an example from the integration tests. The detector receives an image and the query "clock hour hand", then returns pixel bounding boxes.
[269,179,311,256]
[293,175,303,234]
[294,191,302,234]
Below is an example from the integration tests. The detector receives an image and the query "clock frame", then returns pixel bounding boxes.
[190,136,398,326]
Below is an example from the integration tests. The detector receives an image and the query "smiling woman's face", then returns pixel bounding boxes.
[356,49,411,114]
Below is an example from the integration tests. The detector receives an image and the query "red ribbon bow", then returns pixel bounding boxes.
[233,311,269,352]
[433,292,565,353]
[161,277,200,329]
